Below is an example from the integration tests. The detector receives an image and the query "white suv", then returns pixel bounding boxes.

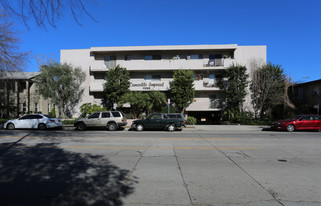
[74,111,127,131]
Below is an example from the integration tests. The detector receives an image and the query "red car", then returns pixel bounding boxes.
[271,115,321,132]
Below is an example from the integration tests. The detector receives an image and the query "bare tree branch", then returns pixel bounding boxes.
[0,0,96,28]
[0,12,29,73]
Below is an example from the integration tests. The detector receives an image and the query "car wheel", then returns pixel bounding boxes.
[167,124,176,132]
[286,124,295,132]
[108,123,117,131]
[136,124,144,131]
[38,123,46,130]
[7,123,15,130]
[76,123,86,131]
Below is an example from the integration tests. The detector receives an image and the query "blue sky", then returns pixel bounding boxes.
[12,0,321,82]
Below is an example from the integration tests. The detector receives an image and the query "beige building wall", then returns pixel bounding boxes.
[0,76,57,118]
[60,44,267,119]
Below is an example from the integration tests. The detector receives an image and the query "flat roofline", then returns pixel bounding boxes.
[90,44,238,52]
[0,72,40,80]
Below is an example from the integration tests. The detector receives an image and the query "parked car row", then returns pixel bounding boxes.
[2,113,321,132]
[2,112,187,132]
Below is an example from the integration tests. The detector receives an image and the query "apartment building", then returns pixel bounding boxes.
[291,79,321,115]
[61,44,266,123]
[0,72,55,118]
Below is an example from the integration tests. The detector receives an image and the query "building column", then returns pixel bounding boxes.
[5,80,9,117]
[27,80,30,113]
[16,80,19,117]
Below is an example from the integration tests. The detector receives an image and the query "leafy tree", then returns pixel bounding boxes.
[79,103,107,117]
[250,62,286,119]
[34,62,86,117]
[119,92,148,119]
[0,0,95,28]
[224,64,249,117]
[170,69,195,113]
[104,65,130,109]
[144,91,166,115]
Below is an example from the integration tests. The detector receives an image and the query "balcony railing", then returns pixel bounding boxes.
[90,58,237,72]
[203,59,224,67]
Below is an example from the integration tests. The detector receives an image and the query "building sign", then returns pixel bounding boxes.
[130,81,165,90]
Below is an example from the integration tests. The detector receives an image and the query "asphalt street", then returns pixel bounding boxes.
[0,127,321,206]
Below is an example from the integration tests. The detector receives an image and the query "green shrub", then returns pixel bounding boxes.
[80,103,107,117]
[227,111,271,125]
[62,119,75,124]
[0,119,8,124]
[125,113,136,119]
[160,106,176,113]
[187,116,197,125]
[50,108,56,118]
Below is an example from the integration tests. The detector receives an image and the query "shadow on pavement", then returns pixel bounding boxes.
[0,142,136,206]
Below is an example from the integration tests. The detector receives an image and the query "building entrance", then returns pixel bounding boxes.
[188,111,221,125]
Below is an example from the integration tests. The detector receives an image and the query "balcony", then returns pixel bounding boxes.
[89,81,104,92]
[203,58,236,68]
[186,97,225,111]
[90,58,237,72]
[193,79,227,91]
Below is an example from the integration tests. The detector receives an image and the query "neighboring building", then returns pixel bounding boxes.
[0,72,55,118]
[291,79,321,115]
[60,44,266,123]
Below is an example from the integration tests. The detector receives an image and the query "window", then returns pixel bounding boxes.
[35,85,39,94]
[144,55,153,60]
[88,112,100,119]
[209,74,215,85]
[144,74,161,81]
[102,112,111,118]
[32,115,43,119]
[313,116,321,120]
[165,114,182,119]
[19,81,26,92]
[125,55,131,61]
[35,103,38,112]
[188,54,203,60]
[149,114,161,120]
[194,74,204,80]
[300,116,311,121]
[111,111,121,117]
[22,103,26,113]
[104,56,116,68]
[144,55,161,60]
[20,115,32,120]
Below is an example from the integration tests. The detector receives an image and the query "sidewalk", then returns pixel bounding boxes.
[190,124,270,131]
[62,124,270,131]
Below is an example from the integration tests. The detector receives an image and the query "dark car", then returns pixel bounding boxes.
[271,115,321,132]
[131,113,186,131]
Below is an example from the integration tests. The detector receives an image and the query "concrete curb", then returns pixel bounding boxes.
[61,124,269,131]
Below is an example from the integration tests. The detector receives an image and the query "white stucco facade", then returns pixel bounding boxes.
[60,44,266,123]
